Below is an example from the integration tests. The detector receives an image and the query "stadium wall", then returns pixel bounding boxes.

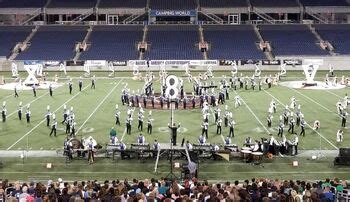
[1,56,350,72]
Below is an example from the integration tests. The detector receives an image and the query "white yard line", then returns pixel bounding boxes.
[263,89,339,150]
[1,171,350,174]
[6,85,90,150]
[325,89,343,99]
[0,93,14,101]
[120,107,136,142]
[233,91,270,134]
[7,92,50,118]
[289,88,334,114]
[75,79,123,135]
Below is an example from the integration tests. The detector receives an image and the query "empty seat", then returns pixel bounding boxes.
[16,26,88,60]
[80,25,143,61]
[258,25,328,56]
[144,25,203,60]
[0,26,33,58]
[315,24,350,55]
[203,25,266,60]
[98,0,147,8]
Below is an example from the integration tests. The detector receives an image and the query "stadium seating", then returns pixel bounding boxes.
[144,25,203,60]
[98,0,147,8]
[199,0,248,8]
[0,0,47,8]
[47,0,97,8]
[203,25,266,60]
[258,25,328,56]
[250,0,298,7]
[80,26,143,61]
[0,26,33,58]
[300,0,350,6]
[149,0,197,10]
[315,24,350,55]
[16,26,88,61]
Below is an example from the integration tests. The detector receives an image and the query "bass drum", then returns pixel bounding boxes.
[69,138,82,149]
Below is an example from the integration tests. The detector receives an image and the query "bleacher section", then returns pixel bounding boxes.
[47,0,97,8]
[315,24,350,55]
[0,26,33,58]
[199,0,248,8]
[299,0,350,6]
[149,0,197,10]
[16,26,87,60]
[79,26,143,61]
[99,0,147,8]
[258,25,328,56]
[144,25,202,60]
[0,0,47,8]
[250,0,298,7]
[203,25,266,60]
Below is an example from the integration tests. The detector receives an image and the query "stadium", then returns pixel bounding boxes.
[0,0,350,201]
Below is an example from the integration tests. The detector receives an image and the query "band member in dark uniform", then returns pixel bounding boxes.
[168,122,180,146]
[288,117,295,134]
[228,119,235,138]
[14,86,19,97]
[32,85,36,97]
[300,118,306,137]
[341,111,348,127]
[87,138,95,164]
[147,114,154,134]
[68,79,73,94]
[49,119,57,137]
[216,117,222,135]
[1,105,6,122]
[267,114,272,128]
[26,108,31,124]
[277,121,284,137]
[78,77,83,91]
[126,116,132,135]
[91,75,96,89]
[18,102,22,120]
[192,95,196,109]
[49,84,53,97]
[201,121,209,139]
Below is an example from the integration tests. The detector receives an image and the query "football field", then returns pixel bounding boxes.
[0,70,349,181]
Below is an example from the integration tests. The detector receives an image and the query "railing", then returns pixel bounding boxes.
[252,7,275,24]
[70,8,94,25]
[20,8,42,25]
[306,8,328,24]
[198,11,224,24]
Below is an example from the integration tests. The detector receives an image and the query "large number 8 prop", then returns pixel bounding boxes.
[165,75,179,99]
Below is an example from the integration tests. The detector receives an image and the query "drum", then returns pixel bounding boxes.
[241,147,252,151]
[252,152,263,164]
[69,138,81,149]
[241,150,252,162]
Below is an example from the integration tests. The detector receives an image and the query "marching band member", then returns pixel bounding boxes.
[137,109,144,131]
[1,102,6,122]
[91,75,96,89]
[267,114,273,128]
[186,141,193,151]
[126,116,132,135]
[216,117,222,135]
[252,140,260,152]
[26,106,31,124]
[68,79,73,95]
[341,111,348,127]
[14,86,19,98]
[336,129,343,143]
[201,121,209,139]
[277,119,284,137]
[49,118,57,137]
[224,105,229,127]
[18,102,22,120]
[293,134,299,155]
[137,133,145,144]
[336,101,344,115]
[147,111,154,134]
[283,105,289,125]
[168,122,180,146]
[228,119,235,138]
[296,104,301,126]
[78,76,83,91]
[87,137,96,164]
[46,106,51,127]
[300,118,306,137]
[198,134,206,144]
[115,104,120,125]
[288,114,295,134]
[225,136,231,145]
[313,120,320,130]
[245,137,252,146]
[289,96,297,110]
[270,100,277,113]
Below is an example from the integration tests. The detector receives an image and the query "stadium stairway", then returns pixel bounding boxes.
[139,25,148,60]
[74,25,93,61]
[9,25,39,60]
[198,25,208,60]
[253,25,274,60]
[307,24,336,56]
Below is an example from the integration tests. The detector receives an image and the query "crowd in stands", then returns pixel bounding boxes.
[0,177,347,201]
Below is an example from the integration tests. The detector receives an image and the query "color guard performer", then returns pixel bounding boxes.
[341,111,348,127]
[126,116,132,135]
[137,110,144,131]
[336,129,343,143]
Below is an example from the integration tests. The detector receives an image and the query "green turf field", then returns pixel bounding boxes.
[0,70,349,180]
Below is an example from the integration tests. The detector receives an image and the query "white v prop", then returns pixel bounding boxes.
[23,65,39,85]
[302,64,319,84]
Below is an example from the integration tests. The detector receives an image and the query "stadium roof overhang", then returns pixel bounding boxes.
[200,7,249,14]
[305,6,350,13]
[0,8,41,15]
[46,8,94,15]
[97,8,146,15]
[251,7,301,13]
